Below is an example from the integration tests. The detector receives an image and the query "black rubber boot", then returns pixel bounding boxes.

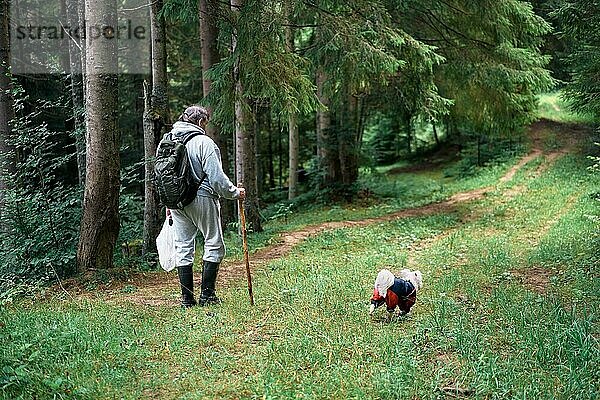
[177,264,197,308]
[199,260,221,306]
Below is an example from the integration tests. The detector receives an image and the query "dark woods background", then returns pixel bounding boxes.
[0,0,598,300]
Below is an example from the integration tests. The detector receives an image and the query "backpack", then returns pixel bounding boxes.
[154,130,204,209]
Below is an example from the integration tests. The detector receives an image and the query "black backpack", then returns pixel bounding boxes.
[154,130,204,209]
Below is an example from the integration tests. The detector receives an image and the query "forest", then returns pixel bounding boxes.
[0,0,599,399]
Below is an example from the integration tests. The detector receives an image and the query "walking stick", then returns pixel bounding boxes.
[238,188,254,306]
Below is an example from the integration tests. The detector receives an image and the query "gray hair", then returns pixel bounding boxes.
[179,105,209,126]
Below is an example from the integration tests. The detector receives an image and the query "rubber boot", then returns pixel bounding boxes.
[177,264,197,308]
[199,260,221,306]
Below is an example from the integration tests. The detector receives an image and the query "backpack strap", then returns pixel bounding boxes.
[180,129,207,187]
[164,127,205,145]
[180,128,205,146]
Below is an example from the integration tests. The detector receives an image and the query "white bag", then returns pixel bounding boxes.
[156,218,176,272]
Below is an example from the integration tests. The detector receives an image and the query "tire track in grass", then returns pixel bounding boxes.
[218,151,551,287]
[508,192,581,294]
[223,122,569,281]
[406,127,571,271]
[406,122,585,291]
[406,151,562,268]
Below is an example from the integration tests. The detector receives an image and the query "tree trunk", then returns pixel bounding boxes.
[142,0,169,257]
[77,0,120,272]
[232,0,243,185]
[142,80,161,258]
[288,112,299,199]
[338,92,358,186]
[78,1,87,90]
[199,0,220,137]
[255,104,264,195]
[66,0,86,186]
[0,0,15,203]
[150,0,169,133]
[432,120,440,147]
[244,109,262,231]
[232,0,262,232]
[267,108,275,189]
[199,0,235,226]
[285,7,299,200]
[278,117,283,188]
[59,0,71,73]
[234,91,262,232]
[316,67,340,186]
[406,115,413,154]
[356,96,367,149]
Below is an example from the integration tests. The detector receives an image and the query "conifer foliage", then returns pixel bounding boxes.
[553,0,600,119]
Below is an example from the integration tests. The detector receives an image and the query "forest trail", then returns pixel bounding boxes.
[59,120,584,306]
[218,120,577,281]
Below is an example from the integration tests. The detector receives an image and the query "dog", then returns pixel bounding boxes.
[369,268,423,316]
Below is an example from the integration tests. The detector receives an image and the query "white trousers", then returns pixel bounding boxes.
[170,195,225,265]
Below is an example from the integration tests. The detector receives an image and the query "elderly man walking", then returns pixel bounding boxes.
[164,105,245,307]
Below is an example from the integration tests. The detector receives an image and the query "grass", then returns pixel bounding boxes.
[538,92,596,124]
[1,123,599,399]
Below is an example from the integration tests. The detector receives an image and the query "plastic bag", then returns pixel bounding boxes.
[156,218,176,272]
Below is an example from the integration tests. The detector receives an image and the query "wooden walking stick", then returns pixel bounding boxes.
[238,187,254,306]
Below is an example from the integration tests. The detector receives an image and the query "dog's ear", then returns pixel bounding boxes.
[414,271,423,289]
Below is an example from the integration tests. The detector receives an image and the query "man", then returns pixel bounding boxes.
[166,105,245,307]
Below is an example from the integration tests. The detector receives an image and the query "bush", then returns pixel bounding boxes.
[0,89,81,301]
[443,136,525,178]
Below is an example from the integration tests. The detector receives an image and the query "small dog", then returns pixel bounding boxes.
[369,269,423,316]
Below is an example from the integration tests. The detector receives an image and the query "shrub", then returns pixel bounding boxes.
[0,88,81,301]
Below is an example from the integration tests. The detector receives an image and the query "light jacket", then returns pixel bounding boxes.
[169,121,240,200]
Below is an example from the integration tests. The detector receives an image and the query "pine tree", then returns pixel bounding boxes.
[553,0,600,119]
[0,0,15,204]
[199,0,236,227]
[305,1,415,189]
[65,0,86,187]
[77,0,121,271]
[286,5,299,200]
[209,0,318,229]
[401,0,553,139]
[231,0,262,232]
[142,0,170,257]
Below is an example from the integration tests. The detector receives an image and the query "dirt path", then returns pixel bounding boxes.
[55,120,581,305]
